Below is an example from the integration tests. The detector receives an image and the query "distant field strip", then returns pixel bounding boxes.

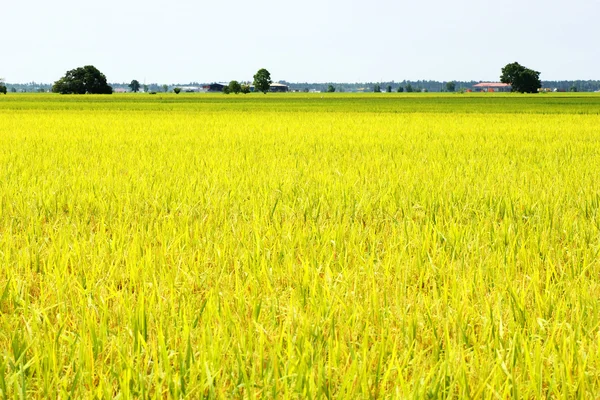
[0,94,600,398]
[1,92,600,114]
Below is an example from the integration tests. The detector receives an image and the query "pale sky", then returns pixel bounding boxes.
[2,0,599,84]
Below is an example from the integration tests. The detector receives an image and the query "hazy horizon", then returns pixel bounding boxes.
[2,0,599,84]
[4,78,600,86]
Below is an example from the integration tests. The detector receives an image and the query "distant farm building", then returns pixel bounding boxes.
[202,83,227,92]
[268,83,289,92]
[250,83,289,92]
[181,86,201,92]
[473,82,511,92]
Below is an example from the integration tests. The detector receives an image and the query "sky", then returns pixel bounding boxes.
[1,0,599,84]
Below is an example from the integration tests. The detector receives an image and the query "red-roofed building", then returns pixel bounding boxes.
[473,82,511,92]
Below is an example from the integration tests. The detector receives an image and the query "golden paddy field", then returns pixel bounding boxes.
[1,93,600,398]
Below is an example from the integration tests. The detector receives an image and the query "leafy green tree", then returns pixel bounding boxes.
[253,68,272,94]
[10,87,16,93]
[373,84,381,93]
[173,87,181,94]
[405,84,413,93]
[397,86,404,93]
[446,81,456,92]
[327,85,335,93]
[500,62,541,93]
[569,85,578,92]
[386,85,392,93]
[129,80,141,93]
[162,84,168,93]
[223,85,231,94]
[241,84,251,94]
[0,79,6,94]
[52,65,113,94]
[229,80,242,94]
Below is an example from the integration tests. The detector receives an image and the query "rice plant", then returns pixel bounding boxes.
[0,93,599,398]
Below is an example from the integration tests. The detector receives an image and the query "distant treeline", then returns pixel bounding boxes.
[5,80,600,93]
[283,80,600,93]
[283,81,472,93]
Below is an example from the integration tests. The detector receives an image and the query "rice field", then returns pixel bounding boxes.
[1,93,600,398]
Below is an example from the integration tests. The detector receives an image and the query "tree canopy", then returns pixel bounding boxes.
[52,65,112,94]
[253,68,272,94]
[500,62,541,93]
[228,80,242,94]
[129,80,141,93]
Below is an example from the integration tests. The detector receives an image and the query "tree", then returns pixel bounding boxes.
[500,62,541,93]
[397,86,404,93]
[405,84,413,93]
[446,81,456,92]
[229,80,242,94]
[569,85,578,92]
[253,68,272,94]
[374,84,381,93]
[327,84,335,93]
[143,84,148,93]
[386,85,392,93]
[52,65,112,94]
[129,80,141,93]
[222,86,231,94]
[173,87,181,94]
[241,84,251,94]
[162,84,169,93]
[0,79,6,95]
